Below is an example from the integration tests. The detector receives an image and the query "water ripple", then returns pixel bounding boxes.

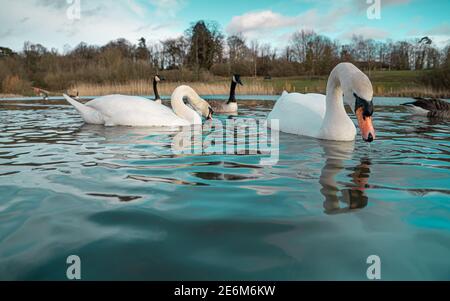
[0,98,449,280]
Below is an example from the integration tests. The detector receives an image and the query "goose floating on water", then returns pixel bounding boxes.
[267,62,376,142]
[209,74,243,114]
[67,91,79,100]
[33,87,49,101]
[401,97,450,118]
[63,85,213,127]
[153,75,163,104]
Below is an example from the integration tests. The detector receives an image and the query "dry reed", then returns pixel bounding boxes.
[70,80,275,96]
[62,80,450,99]
[0,93,24,98]
[374,86,450,98]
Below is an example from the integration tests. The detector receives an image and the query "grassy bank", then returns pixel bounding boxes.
[2,70,448,99]
[70,70,449,98]
[0,93,23,98]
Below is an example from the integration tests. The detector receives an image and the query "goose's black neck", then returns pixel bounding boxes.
[227,81,237,104]
[153,79,160,101]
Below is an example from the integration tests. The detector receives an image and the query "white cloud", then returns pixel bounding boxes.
[0,0,183,51]
[226,7,351,38]
[426,22,450,36]
[224,5,355,49]
[383,0,411,5]
[149,0,186,17]
[352,0,411,11]
[127,0,145,17]
[227,10,298,34]
[342,26,390,40]
[426,23,450,47]
[406,22,450,48]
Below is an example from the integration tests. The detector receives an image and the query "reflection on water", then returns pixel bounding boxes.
[318,140,370,214]
[0,98,449,280]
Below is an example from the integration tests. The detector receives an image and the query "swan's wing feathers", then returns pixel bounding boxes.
[85,95,189,126]
[282,93,326,116]
[268,93,326,137]
[63,94,104,124]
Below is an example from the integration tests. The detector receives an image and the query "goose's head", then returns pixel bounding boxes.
[342,67,376,143]
[232,74,243,86]
[154,75,164,83]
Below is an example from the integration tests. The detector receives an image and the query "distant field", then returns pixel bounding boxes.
[244,71,450,97]
[1,70,448,98]
[70,70,448,98]
[242,70,448,97]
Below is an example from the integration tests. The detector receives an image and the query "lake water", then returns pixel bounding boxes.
[0,96,449,280]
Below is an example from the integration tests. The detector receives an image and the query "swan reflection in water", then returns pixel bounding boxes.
[76,123,372,213]
[318,140,371,215]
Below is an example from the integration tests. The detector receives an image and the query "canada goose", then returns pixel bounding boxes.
[153,75,163,104]
[402,97,450,118]
[41,91,49,101]
[33,87,49,101]
[68,91,79,100]
[209,74,243,114]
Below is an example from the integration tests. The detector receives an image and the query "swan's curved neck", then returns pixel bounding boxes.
[324,68,350,119]
[320,66,355,139]
[153,80,160,101]
[171,86,202,124]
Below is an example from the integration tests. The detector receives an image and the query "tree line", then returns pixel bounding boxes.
[0,20,449,94]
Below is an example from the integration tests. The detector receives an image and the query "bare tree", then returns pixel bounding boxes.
[161,37,188,69]
[227,34,248,63]
[250,40,259,77]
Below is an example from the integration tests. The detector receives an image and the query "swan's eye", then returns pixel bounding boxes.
[354,93,373,117]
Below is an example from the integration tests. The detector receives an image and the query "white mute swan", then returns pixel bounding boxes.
[268,62,376,142]
[209,74,243,113]
[63,85,213,127]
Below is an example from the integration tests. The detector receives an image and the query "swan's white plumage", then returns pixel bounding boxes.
[267,63,374,142]
[64,94,193,127]
[268,92,326,138]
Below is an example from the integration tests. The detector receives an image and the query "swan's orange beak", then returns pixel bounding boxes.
[356,108,375,143]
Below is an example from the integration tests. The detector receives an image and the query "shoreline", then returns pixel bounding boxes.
[2,89,449,99]
[2,71,449,100]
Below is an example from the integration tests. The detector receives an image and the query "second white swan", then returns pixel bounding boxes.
[268,63,376,142]
[64,85,213,127]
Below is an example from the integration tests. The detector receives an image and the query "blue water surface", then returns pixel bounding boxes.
[0,96,449,280]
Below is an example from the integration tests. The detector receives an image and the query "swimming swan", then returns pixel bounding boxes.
[267,63,376,142]
[209,74,243,113]
[63,85,213,127]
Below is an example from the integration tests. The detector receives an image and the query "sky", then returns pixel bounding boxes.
[0,0,449,52]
